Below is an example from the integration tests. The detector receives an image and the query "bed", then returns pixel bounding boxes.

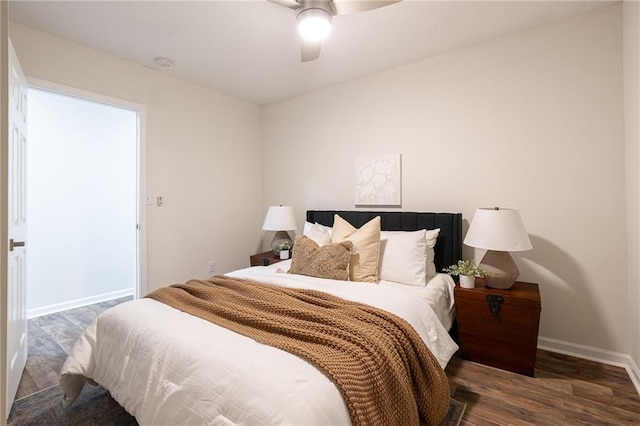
[60,210,462,425]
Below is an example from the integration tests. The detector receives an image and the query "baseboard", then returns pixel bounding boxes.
[27,288,134,319]
[629,357,640,396]
[538,336,640,395]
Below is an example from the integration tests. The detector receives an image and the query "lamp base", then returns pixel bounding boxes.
[271,231,293,255]
[479,250,519,289]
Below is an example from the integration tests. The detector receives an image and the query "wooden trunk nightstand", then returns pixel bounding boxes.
[249,251,285,267]
[454,281,541,376]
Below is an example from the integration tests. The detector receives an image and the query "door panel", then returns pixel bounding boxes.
[6,39,27,416]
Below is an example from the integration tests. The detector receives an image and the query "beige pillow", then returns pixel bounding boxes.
[289,235,353,281]
[331,215,381,283]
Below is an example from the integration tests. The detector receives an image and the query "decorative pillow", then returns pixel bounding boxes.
[303,222,332,246]
[379,230,428,286]
[331,215,381,283]
[289,235,353,281]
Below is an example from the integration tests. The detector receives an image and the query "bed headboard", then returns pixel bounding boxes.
[306,210,463,273]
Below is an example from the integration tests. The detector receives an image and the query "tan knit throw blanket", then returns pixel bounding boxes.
[146,276,450,426]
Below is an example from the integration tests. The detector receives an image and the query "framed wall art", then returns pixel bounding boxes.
[354,154,401,207]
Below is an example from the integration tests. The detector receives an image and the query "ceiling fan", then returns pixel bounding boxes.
[268,0,402,62]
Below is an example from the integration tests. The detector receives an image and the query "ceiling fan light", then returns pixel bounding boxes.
[297,8,332,42]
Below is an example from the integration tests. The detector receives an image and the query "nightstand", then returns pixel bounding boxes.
[249,251,285,267]
[454,280,541,376]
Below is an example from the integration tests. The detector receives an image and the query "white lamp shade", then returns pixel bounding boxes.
[262,206,298,231]
[464,207,532,252]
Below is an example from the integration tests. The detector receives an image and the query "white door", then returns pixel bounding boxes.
[6,39,28,416]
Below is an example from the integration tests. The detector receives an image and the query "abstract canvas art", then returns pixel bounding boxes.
[354,154,401,206]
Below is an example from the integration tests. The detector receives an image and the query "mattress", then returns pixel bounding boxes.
[60,266,459,425]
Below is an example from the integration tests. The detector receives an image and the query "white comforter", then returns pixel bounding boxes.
[60,266,459,425]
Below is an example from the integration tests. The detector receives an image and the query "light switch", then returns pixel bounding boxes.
[146,192,153,205]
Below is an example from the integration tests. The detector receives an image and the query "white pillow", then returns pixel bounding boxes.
[303,221,332,236]
[316,222,333,236]
[425,228,440,280]
[303,221,313,234]
[303,221,314,235]
[378,228,441,286]
[303,222,332,246]
[379,230,427,286]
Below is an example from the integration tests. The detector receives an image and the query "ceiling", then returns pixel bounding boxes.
[8,0,616,105]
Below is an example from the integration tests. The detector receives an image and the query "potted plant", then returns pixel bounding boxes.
[274,240,293,260]
[443,260,486,289]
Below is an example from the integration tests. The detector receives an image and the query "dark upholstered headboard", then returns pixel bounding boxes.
[306,211,462,273]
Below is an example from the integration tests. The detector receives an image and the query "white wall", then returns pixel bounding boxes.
[263,6,630,355]
[9,22,263,293]
[624,0,640,373]
[26,88,136,314]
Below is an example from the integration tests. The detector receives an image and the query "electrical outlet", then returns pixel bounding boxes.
[208,261,216,274]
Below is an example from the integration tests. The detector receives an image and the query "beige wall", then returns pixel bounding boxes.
[8,22,263,293]
[263,6,630,354]
[624,0,640,370]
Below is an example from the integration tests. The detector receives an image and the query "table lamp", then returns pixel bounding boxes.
[463,207,532,289]
[261,205,298,256]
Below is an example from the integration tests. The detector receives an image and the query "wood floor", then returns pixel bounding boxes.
[446,351,640,425]
[14,296,132,400]
[12,299,640,425]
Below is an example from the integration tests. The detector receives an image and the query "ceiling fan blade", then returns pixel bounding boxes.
[301,41,322,62]
[333,0,402,15]
[267,0,302,10]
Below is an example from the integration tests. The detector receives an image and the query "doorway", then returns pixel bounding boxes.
[25,84,143,317]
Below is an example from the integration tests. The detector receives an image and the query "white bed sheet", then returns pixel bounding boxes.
[232,259,457,332]
[60,267,459,426]
[379,274,457,331]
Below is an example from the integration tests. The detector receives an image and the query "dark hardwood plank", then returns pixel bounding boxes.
[15,297,132,400]
[447,350,640,425]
